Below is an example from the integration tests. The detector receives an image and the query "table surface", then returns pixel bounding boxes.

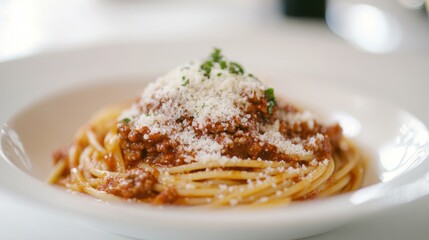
[1,1,429,239]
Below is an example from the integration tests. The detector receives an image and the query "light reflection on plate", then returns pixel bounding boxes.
[330,112,362,138]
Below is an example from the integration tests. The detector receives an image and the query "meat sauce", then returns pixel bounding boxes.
[118,96,342,169]
[52,50,349,205]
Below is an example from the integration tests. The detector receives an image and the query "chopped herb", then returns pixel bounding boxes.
[265,88,276,114]
[248,73,254,78]
[146,113,151,116]
[122,118,131,123]
[200,48,245,78]
[200,60,213,78]
[267,101,275,114]
[229,62,244,75]
[200,48,226,78]
[211,48,223,62]
[202,103,206,108]
[181,77,190,86]
[217,73,222,77]
[265,88,275,100]
[220,61,227,69]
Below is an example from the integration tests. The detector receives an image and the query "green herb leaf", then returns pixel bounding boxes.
[122,118,131,123]
[229,62,244,75]
[267,101,275,114]
[200,61,213,78]
[211,48,223,62]
[265,88,275,101]
[181,77,190,86]
[265,88,276,114]
[220,61,227,70]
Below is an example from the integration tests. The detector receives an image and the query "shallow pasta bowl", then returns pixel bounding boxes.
[1,74,429,240]
[0,36,427,240]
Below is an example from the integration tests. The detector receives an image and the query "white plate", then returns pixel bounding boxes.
[1,75,429,239]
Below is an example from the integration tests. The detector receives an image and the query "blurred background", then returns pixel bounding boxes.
[0,0,428,62]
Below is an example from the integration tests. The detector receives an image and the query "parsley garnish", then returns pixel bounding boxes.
[265,88,275,100]
[200,48,225,78]
[122,118,131,123]
[200,48,245,78]
[265,88,276,114]
[211,48,223,62]
[181,76,190,86]
[267,101,275,114]
[229,62,244,75]
[200,61,213,78]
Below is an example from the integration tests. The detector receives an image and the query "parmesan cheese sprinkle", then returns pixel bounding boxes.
[119,49,317,163]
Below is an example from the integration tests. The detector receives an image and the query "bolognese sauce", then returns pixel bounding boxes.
[49,49,364,206]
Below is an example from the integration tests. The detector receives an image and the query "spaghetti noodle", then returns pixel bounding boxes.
[48,49,364,207]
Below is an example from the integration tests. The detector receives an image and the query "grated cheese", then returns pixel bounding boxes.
[118,52,326,164]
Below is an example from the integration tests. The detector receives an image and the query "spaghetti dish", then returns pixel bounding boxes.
[49,49,365,207]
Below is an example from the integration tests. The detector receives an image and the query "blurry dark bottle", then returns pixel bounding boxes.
[280,0,326,18]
